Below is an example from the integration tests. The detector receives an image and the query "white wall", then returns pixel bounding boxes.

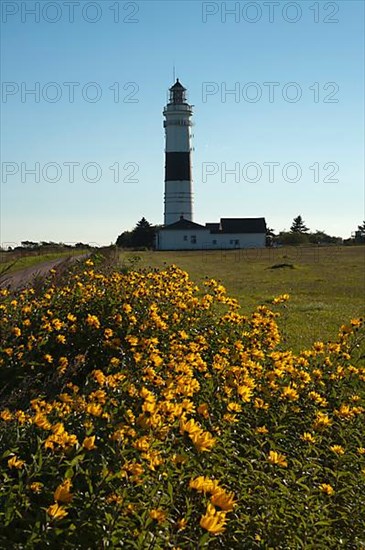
[157,230,266,250]
[212,233,266,249]
[157,229,210,250]
[164,181,193,225]
[164,104,193,153]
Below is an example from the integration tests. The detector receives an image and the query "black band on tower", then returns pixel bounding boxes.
[165,152,191,181]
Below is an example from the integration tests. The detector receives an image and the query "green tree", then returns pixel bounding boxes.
[266,227,276,247]
[278,231,309,245]
[116,231,133,248]
[21,241,39,249]
[116,218,156,249]
[131,217,155,248]
[357,221,365,235]
[290,215,309,233]
[308,231,342,245]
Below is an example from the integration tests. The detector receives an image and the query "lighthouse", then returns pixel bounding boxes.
[163,79,193,225]
[156,78,267,251]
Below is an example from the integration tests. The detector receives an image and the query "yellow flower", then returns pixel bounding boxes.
[335,404,355,420]
[92,370,106,385]
[330,445,345,455]
[227,402,242,413]
[300,432,316,444]
[223,413,238,423]
[149,508,166,523]
[52,319,63,331]
[33,413,52,430]
[83,435,97,450]
[51,422,65,435]
[15,410,28,424]
[58,357,68,374]
[254,398,269,410]
[281,385,299,401]
[0,409,13,421]
[357,447,365,455]
[272,294,290,304]
[86,403,103,417]
[210,488,237,511]
[12,327,21,337]
[313,412,332,431]
[86,314,101,329]
[141,450,163,471]
[255,426,269,435]
[308,391,328,407]
[200,503,227,535]
[150,353,163,367]
[47,503,68,520]
[125,335,138,347]
[132,436,150,452]
[196,403,209,419]
[190,430,216,452]
[237,385,253,402]
[106,493,123,505]
[30,482,43,494]
[8,456,25,469]
[189,476,221,494]
[122,461,144,480]
[268,450,288,468]
[44,354,53,364]
[180,417,202,436]
[319,483,335,496]
[54,479,73,503]
[177,518,188,531]
[313,341,325,352]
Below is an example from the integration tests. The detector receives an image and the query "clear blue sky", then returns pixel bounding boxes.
[1,0,364,246]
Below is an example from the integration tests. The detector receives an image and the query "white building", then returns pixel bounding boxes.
[156,216,266,251]
[157,79,267,250]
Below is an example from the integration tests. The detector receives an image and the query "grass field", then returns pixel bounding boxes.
[119,245,365,352]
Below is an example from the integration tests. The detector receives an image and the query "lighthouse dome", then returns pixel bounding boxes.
[169,78,186,91]
[169,79,187,104]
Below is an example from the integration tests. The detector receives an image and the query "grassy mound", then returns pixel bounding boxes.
[0,260,364,548]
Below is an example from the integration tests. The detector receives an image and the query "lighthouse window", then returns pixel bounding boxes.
[191,235,197,244]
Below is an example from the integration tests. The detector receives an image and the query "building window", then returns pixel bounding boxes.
[191,235,197,244]
[183,235,188,241]
[212,240,217,245]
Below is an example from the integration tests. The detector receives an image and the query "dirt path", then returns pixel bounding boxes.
[0,254,88,290]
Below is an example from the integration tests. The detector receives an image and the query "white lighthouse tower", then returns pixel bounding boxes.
[163,79,193,225]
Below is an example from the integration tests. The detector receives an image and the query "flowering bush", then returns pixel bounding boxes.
[0,262,364,548]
